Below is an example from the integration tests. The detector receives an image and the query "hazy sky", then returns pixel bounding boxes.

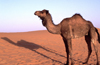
[0,0,100,32]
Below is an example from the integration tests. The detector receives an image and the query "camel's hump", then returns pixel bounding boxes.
[72,13,83,19]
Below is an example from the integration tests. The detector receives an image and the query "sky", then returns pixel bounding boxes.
[0,0,100,32]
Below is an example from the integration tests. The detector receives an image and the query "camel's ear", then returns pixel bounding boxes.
[46,10,49,14]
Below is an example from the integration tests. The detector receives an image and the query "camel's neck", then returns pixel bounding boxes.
[45,16,61,34]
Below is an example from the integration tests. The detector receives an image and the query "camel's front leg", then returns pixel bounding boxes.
[63,38,69,65]
[67,39,74,65]
[63,38,73,65]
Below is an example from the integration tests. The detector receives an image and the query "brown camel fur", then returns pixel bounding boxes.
[34,9,100,65]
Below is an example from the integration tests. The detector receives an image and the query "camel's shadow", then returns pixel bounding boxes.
[2,37,41,50]
[1,37,65,64]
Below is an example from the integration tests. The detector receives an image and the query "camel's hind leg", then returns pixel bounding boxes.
[92,39,99,65]
[91,27,99,65]
[83,35,92,64]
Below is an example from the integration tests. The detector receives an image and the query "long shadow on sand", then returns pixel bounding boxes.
[1,37,65,64]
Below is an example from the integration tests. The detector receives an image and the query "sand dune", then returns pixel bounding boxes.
[0,29,100,65]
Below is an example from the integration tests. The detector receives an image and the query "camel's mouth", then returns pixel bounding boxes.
[38,16,41,18]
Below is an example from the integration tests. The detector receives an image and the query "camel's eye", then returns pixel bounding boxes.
[41,11,43,14]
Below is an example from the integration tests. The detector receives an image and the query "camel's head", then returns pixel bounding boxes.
[34,9,49,18]
[34,9,50,26]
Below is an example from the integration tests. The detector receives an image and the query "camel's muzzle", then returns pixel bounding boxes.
[34,11,37,15]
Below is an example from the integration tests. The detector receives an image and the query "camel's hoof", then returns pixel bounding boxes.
[64,62,74,65]
[82,61,88,64]
[71,63,74,65]
[83,62,87,64]
[64,62,69,65]
[97,62,99,65]
[64,63,68,65]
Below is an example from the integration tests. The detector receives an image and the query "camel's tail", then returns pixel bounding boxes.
[95,28,100,43]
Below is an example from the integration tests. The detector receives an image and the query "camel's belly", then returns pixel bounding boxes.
[71,24,89,39]
[61,23,90,39]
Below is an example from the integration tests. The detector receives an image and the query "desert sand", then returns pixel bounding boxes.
[0,29,100,65]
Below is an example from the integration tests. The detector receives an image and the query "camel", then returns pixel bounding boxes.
[34,9,100,65]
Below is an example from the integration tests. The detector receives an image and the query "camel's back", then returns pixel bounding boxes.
[61,14,92,39]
